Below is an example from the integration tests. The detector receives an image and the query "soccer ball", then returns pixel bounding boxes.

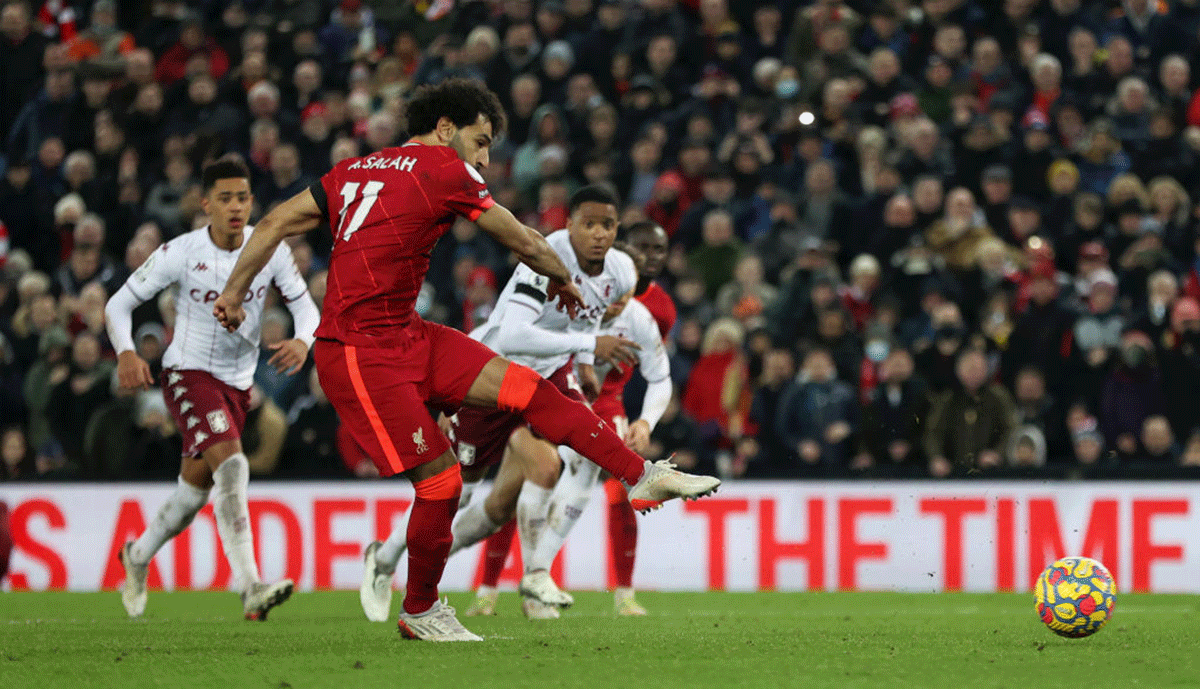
[1034,556,1116,638]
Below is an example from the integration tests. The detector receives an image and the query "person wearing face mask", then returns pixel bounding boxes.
[1100,330,1167,459]
[914,301,968,394]
[1158,297,1200,442]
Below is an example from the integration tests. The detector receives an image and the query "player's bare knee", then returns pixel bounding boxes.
[405,449,457,483]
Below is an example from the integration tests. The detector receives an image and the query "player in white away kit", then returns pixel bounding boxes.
[360,186,651,621]
[105,159,320,620]
[511,244,672,616]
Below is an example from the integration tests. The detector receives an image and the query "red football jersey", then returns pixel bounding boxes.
[636,282,676,339]
[313,142,494,348]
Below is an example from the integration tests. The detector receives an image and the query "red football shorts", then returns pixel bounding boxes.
[592,393,627,435]
[160,368,250,458]
[450,361,586,469]
[313,319,498,477]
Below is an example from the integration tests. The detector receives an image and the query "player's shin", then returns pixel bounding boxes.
[403,462,462,615]
[131,476,210,564]
[448,496,503,556]
[529,448,600,573]
[212,454,261,589]
[606,478,638,589]
[517,481,552,573]
[500,371,644,485]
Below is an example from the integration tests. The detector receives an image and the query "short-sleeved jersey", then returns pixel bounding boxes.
[636,281,677,339]
[125,226,309,390]
[472,229,638,378]
[596,298,671,401]
[313,142,494,348]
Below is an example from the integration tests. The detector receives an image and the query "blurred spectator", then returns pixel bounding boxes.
[776,347,857,471]
[747,348,795,478]
[688,208,743,299]
[715,254,775,323]
[1,424,34,480]
[155,13,230,85]
[7,55,74,162]
[46,330,113,475]
[1158,296,1200,440]
[282,368,349,478]
[1139,414,1180,463]
[924,349,1016,477]
[254,307,302,409]
[856,346,927,473]
[64,0,133,70]
[681,318,748,447]
[243,385,287,476]
[1100,330,1166,459]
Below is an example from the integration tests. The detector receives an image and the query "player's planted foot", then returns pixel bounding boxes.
[465,587,499,616]
[614,587,648,616]
[360,541,394,622]
[397,599,483,641]
[627,459,721,513]
[520,569,574,607]
[522,596,561,620]
[242,579,294,621]
[119,541,148,618]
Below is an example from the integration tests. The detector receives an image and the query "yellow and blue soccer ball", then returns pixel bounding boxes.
[1034,557,1116,638]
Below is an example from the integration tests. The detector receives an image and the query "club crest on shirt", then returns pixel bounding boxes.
[413,426,429,454]
[207,410,230,434]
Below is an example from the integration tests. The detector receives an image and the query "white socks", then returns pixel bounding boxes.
[376,480,481,572]
[130,475,210,565]
[517,481,552,573]
[212,453,261,590]
[529,448,600,572]
[448,496,502,557]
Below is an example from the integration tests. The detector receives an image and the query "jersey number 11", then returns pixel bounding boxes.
[336,181,385,243]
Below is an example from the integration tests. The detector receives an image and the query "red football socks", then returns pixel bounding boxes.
[518,378,645,485]
[404,463,462,615]
[479,519,517,588]
[605,478,637,588]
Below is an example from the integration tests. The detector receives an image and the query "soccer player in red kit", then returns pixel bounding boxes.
[213,80,719,641]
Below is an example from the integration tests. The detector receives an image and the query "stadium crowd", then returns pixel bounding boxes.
[4,0,1200,482]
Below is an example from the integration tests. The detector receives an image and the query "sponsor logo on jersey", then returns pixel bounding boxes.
[193,263,208,272]
[413,426,429,454]
[207,410,230,434]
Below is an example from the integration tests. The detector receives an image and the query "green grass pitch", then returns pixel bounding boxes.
[2,591,1197,688]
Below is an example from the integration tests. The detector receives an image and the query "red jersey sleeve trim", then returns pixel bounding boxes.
[467,195,495,221]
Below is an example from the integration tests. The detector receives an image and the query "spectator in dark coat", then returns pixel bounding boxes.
[747,349,797,478]
[857,347,928,473]
[1100,331,1167,459]
[45,332,113,476]
[0,2,49,142]
[925,348,1016,477]
[776,348,858,471]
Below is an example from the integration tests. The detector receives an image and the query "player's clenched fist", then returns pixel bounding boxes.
[116,350,154,390]
[212,292,246,332]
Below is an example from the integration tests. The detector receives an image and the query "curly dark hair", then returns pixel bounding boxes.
[568,184,620,214]
[406,78,506,137]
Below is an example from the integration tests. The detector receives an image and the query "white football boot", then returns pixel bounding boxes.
[627,459,720,513]
[360,541,394,622]
[242,579,294,621]
[521,596,561,620]
[397,599,483,641]
[519,569,574,608]
[464,586,499,616]
[614,587,648,616]
[119,541,148,618]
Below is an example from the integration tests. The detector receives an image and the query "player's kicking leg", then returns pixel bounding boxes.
[461,358,720,513]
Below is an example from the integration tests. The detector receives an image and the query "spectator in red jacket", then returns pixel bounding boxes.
[154,13,229,85]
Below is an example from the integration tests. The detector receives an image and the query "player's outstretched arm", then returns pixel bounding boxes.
[214,189,323,331]
[474,204,584,316]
